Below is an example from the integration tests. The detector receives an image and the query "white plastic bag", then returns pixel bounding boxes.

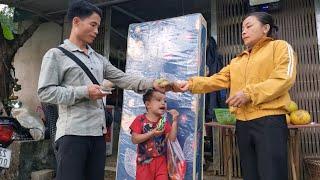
[11,108,45,140]
[167,139,187,180]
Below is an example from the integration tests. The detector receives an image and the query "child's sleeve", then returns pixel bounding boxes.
[129,115,142,134]
[164,120,172,134]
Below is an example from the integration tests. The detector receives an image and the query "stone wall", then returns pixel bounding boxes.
[0,140,55,180]
[14,22,62,116]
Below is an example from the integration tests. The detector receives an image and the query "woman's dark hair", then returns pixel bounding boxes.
[243,12,278,39]
[67,0,103,22]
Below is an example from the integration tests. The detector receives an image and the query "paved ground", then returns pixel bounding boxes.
[104,155,243,180]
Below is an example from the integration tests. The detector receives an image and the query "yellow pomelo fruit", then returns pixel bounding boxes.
[155,78,169,87]
[285,101,298,113]
[290,110,311,125]
[286,114,291,124]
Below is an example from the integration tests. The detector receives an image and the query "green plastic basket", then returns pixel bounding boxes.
[214,108,236,125]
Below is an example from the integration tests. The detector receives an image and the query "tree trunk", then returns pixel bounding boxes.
[0,19,42,104]
[0,22,9,103]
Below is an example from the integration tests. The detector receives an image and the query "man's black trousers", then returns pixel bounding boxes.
[55,135,106,180]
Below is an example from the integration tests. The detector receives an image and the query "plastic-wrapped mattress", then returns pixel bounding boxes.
[116,13,207,180]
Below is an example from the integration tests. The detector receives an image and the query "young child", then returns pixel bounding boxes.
[130,88,179,180]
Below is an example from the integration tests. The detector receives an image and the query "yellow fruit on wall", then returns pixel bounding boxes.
[286,114,291,124]
[285,101,298,113]
[290,110,311,125]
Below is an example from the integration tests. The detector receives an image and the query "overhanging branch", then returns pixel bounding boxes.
[0,22,4,42]
[0,0,63,25]
[47,0,137,16]
[0,0,20,5]
[9,18,42,59]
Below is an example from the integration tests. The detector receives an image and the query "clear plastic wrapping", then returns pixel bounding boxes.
[116,13,207,180]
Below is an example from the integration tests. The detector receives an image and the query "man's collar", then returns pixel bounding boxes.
[63,39,94,55]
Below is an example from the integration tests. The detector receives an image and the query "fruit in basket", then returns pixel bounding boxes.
[286,114,291,124]
[290,110,311,125]
[285,101,298,113]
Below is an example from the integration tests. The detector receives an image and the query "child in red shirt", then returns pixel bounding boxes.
[130,89,179,180]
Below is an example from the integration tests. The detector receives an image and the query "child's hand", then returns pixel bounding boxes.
[152,128,165,137]
[168,109,179,121]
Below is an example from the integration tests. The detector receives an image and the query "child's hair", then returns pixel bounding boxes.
[143,88,164,104]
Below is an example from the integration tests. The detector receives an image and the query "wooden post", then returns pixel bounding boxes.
[226,128,232,180]
[294,130,301,180]
[290,130,297,180]
[222,128,228,178]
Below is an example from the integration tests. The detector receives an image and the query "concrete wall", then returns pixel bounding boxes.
[13,22,62,115]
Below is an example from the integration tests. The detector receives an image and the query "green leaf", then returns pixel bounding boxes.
[1,22,14,40]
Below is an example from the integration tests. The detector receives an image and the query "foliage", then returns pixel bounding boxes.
[0,5,16,40]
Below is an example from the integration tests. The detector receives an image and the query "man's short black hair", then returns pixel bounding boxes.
[67,0,103,22]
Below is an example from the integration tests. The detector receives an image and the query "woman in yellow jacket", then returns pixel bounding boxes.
[174,12,297,180]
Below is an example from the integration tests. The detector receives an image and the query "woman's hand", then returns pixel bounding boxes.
[172,80,189,92]
[226,91,251,107]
